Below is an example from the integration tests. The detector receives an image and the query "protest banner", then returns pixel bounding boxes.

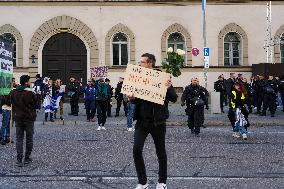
[121,64,170,105]
[90,66,108,78]
[0,36,13,95]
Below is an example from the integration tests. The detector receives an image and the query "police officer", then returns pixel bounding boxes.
[181,77,209,136]
[261,75,278,117]
[255,75,266,114]
[214,75,226,113]
[225,73,236,101]
[115,77,127,117]
[278,76,284,112]
[67,77,80,116]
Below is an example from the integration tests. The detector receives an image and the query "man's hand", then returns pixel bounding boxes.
[127,93,135,101]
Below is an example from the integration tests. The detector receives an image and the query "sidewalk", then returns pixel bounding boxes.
[35,103,284,127]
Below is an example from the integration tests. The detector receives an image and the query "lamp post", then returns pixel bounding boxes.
[202,0,208,88]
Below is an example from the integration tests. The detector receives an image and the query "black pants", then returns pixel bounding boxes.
[256,94,264,113]
[16,121,34,160]
[228,107,249,130]
[281,93,284,109]
[116,99,127,116]
[187,107,204,134]
[133,122,167,185]
[36,94,42,110]
[107,99,112,116]
[97,100,107,126]
[70,96,79,115]
[85,100,96,120]
[220,92,225,110]
[262,94,276,115]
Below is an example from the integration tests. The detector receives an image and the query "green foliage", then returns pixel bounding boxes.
[162,51,184,77]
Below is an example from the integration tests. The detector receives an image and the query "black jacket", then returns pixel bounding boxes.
[214,80,225,93]
[115,82,123,100]
[181,84,208,108]
[133,85,177,125]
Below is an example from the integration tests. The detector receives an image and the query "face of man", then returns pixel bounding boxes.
[139,57,152,69]
[87,80,92,86]
[259,75,264,80]
[70,78,75,82]
[235,84,240,91]
[268,76,273,80]
[230,74,236,79]
[191,78,199,86]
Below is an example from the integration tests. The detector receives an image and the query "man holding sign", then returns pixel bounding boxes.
[124,53,177,189]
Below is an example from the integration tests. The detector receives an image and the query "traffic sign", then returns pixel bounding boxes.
[204,47,209,56]
[203,47,210,68]
[192,48,200,56]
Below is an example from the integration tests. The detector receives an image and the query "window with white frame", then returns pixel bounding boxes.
[168,32,185,53]
[112,32,129,66]
[1,33,16,67]
[224,32,242,66]
[281,34,284,64]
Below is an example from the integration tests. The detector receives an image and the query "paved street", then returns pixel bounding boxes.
[0,104,283,189]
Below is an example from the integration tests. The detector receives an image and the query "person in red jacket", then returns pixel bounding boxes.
[10,75,38,167]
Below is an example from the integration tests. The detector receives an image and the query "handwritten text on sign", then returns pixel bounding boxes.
[121,64,170,105]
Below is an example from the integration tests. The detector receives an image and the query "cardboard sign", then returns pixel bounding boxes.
[121,64,170,105]
[90,66,108,78]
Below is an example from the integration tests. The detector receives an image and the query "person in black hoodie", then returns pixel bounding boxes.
[115,77,127,117]
[67,77,80,116]
[10,75,38,167]
[261,75,278,117]
[132,53,177,189]
[214,75,226,113]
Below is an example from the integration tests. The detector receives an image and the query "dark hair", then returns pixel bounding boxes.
[141,53,156,67]
[36,74,41,78]
[20,75,30,86]
[105,78,110,82]
[235,82,248,99]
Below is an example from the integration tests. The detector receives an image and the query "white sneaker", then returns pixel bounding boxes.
[156,183,167,189]
[232,132,240,138]
[127,128,133,132]
[242,134,248,140]
[135,183,149,189]
[97,126,102,131]
[102,126,106,130]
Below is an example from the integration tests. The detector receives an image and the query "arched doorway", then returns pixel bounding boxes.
[42,33,87,84]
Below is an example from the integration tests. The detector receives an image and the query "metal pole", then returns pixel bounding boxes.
[202,0,208,88]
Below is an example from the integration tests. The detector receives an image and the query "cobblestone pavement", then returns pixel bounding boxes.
[0,104,283,189]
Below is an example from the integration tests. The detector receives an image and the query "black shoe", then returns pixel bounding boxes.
[60,117,64,121]
[1,140,6,145]
[5,139,14,144]
[190,129,194,134]
[194,133,200,137]
[16,159,23,167]
[68,113,73,116]
[115,114,119,117]
[73,114,78,116]
[50,119,55,122]
[24,157,33,165]
[260,113,266,116]
[271,114,275,117]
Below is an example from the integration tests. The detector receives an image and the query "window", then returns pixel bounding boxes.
[281,34,284,64]
[112,32,129,66]
[224,32,241,66]
[168,32,185,52]
[0,33,16,67]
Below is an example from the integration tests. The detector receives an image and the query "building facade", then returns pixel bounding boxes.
[1,0,284,92]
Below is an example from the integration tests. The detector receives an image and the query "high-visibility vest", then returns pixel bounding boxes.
[231,91,245,109]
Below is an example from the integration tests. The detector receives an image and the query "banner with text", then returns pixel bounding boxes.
[0,36,13,95]
[90,66,108,78]
[121,64,170,105]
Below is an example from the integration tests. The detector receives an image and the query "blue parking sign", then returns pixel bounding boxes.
[204,47,209,56]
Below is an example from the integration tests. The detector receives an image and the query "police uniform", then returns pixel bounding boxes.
[181,84,209,135]
[214,79,226,112]
[261,79,278,117]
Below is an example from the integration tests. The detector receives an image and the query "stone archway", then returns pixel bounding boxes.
[161,23,192,66]
[274,25,284,64]
[105,23,135,66]
[0,24,23,67]
[218,23,248,66]
[29,15,98,79]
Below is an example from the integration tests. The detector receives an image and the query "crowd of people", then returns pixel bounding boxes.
[1,53,284,188]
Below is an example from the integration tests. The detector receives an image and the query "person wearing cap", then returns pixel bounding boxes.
[10,75,38,167]
[96,78,109,130]
[115,77,127,117]
[105,78,113,117]
[81,79,96,122]
[181,77,209,136]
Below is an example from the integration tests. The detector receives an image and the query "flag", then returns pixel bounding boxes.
[90,66,108,78]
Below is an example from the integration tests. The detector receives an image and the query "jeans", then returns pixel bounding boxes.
[97,100,107,126]
[127,103,136,128]
[1,109,11,140]
[16,121,34,160]
[234,121,247,135]
[85,100,96,120]
[133,122,167,185]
